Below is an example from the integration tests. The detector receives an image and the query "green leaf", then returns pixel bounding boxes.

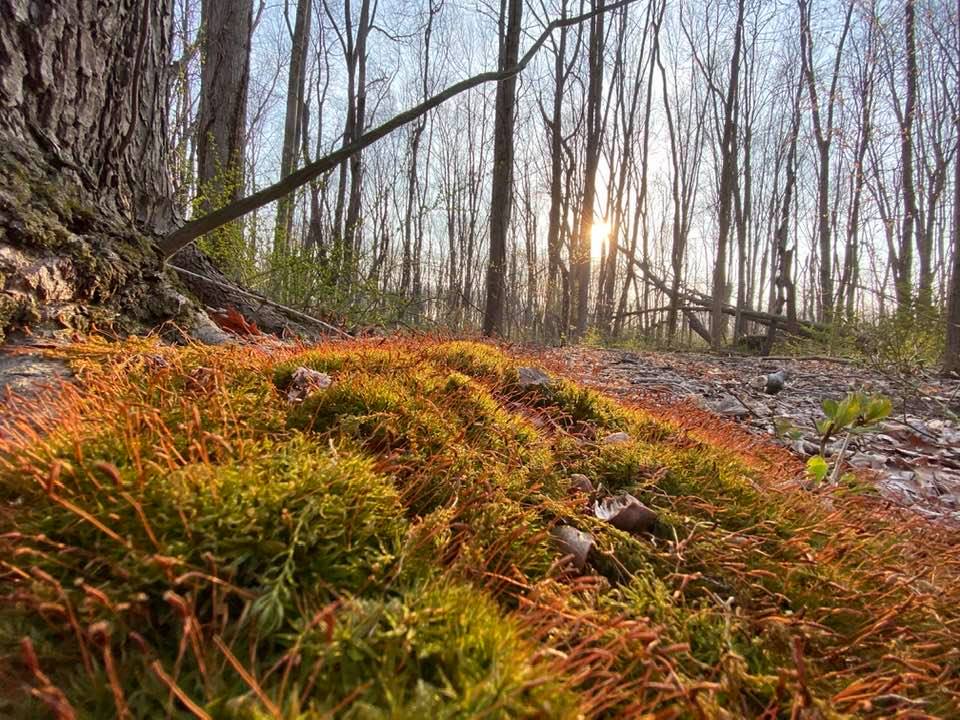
[806,455,830,483]
[833,395,860,430]
[864,396,892,424]
[822,398,839,418]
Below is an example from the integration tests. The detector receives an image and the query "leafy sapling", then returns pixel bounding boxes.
[806,392,892,485]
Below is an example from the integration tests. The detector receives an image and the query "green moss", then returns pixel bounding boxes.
[283,582,576,718]
[3,338,960,718]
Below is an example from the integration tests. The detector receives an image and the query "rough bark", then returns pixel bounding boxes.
[0,0,186,340]
[0,1,176,230]
[0,1,314,342]
[482,0,522,337]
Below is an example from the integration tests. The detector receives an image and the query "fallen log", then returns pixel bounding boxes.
[617,250,827,339]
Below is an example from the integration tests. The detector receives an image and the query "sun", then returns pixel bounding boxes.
[590,221,611,259]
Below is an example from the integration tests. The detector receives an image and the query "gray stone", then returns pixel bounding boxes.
[517,366,552,388]
[711,396,750,417]
[601,431,632,445]
[190,311,232,345]
[551,525,594,572]
[0,352,71,396]
[286,366,332,402]
[568,473,594,494]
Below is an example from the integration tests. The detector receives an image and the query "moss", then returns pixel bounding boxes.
[284,582,577,718]
[2,338,960,718]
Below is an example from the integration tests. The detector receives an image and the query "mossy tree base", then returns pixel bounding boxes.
[1,339,959,717]
[0,145,317,343]
[0,146,192,342]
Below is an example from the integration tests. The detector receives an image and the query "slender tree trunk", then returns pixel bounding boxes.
[401,1,439,304]
[897,0,918,312]
[341,0,373,284]
[710,0,745,349]
[273,0,312,263]
[482,0,522,336]
[543,3,572,341]
[195,0,253,273]
[946,0,960,374]
[573,0,605,339]
[946,144,960,372]
[769,70,805,346]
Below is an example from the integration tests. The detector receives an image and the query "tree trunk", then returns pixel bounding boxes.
[341,0,373,285]
[542,1,573,341]
[709,0,745,349]
[0,0,186,340]
[273,0,312,263]
[897,0,918,312]
[482,0,522,337]
[573,0,605,339]
[195,0,253,273]
[946,0,960,375]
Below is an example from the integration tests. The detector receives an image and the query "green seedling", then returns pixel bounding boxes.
[807,391,892,485]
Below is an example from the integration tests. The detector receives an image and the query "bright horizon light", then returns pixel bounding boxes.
[590,221,611,260]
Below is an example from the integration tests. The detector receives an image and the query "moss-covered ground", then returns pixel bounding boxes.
[1,338,959,718]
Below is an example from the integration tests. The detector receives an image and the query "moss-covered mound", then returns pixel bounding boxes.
[1,338,958,718]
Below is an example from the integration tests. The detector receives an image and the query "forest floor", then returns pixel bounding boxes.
[544,346,960,526]
[2,336,960,718]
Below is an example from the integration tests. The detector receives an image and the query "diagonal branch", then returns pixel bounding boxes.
[159,0,639,258]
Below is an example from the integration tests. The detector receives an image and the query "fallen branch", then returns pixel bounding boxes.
[617,249,827,338]
[168,264,351,339]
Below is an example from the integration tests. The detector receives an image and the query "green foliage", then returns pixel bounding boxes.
[806,455,830,483]
[857,307,947,375]
[808,391,892,485]
[193,153,254,279]
[816,391,892,446]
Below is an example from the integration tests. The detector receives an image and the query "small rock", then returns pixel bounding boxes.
[517,366,552,388]
[593,494,657,533]
[764,369,790,395]
[286,367,332,403]
[568,473,594,494]
[847,452,887,470]
[190,311,232,345]
[0,352,71,395]
[601,431,632,445]
[551,525,594,572]
[711,396,749,417]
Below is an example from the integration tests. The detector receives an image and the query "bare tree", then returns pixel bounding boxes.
[946,0,960,374]
[482,0,523,336]
[797,0,853,322]
[572,0,606,339]
[274,0,313,265]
